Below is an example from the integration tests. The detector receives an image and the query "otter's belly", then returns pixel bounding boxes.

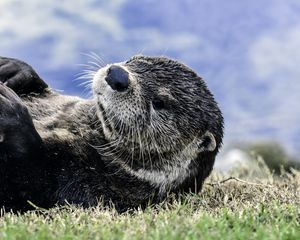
[22,93,92,141]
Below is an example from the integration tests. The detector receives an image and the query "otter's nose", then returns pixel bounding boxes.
[105,65,129,92]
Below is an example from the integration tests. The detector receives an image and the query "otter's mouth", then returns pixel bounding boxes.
[96,98,113,134]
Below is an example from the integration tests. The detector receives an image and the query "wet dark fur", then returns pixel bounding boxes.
[0,56,223,212]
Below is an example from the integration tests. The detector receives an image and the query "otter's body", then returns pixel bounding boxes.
[20,93,157,211]
[0,56,223,212]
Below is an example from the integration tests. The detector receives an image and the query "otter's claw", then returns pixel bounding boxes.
[0,57,48,95]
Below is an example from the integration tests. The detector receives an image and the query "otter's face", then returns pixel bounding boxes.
[92,55,223,170]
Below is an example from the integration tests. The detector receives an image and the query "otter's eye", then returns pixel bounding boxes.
[152,98,165,110]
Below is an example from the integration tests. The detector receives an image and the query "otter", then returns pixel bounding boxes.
[0,55,223,212]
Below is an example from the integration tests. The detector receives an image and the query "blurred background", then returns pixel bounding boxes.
[1,0,299,170]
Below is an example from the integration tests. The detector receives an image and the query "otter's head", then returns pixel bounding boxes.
[92,55,223,192]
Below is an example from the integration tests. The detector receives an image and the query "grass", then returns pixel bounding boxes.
[0,159,299,240]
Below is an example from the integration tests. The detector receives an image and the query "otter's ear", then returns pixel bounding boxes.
[197,131,216,152]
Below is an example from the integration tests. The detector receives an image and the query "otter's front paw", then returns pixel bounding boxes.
[0,57,48,95]
[0,83,42,160]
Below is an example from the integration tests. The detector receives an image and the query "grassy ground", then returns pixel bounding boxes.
[0,160,299,240]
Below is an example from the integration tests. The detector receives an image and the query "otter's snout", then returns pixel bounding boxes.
[105,65,129,92]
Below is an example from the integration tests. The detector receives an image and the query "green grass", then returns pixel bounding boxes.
[0,203,299,240]
[1,161,299,240]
